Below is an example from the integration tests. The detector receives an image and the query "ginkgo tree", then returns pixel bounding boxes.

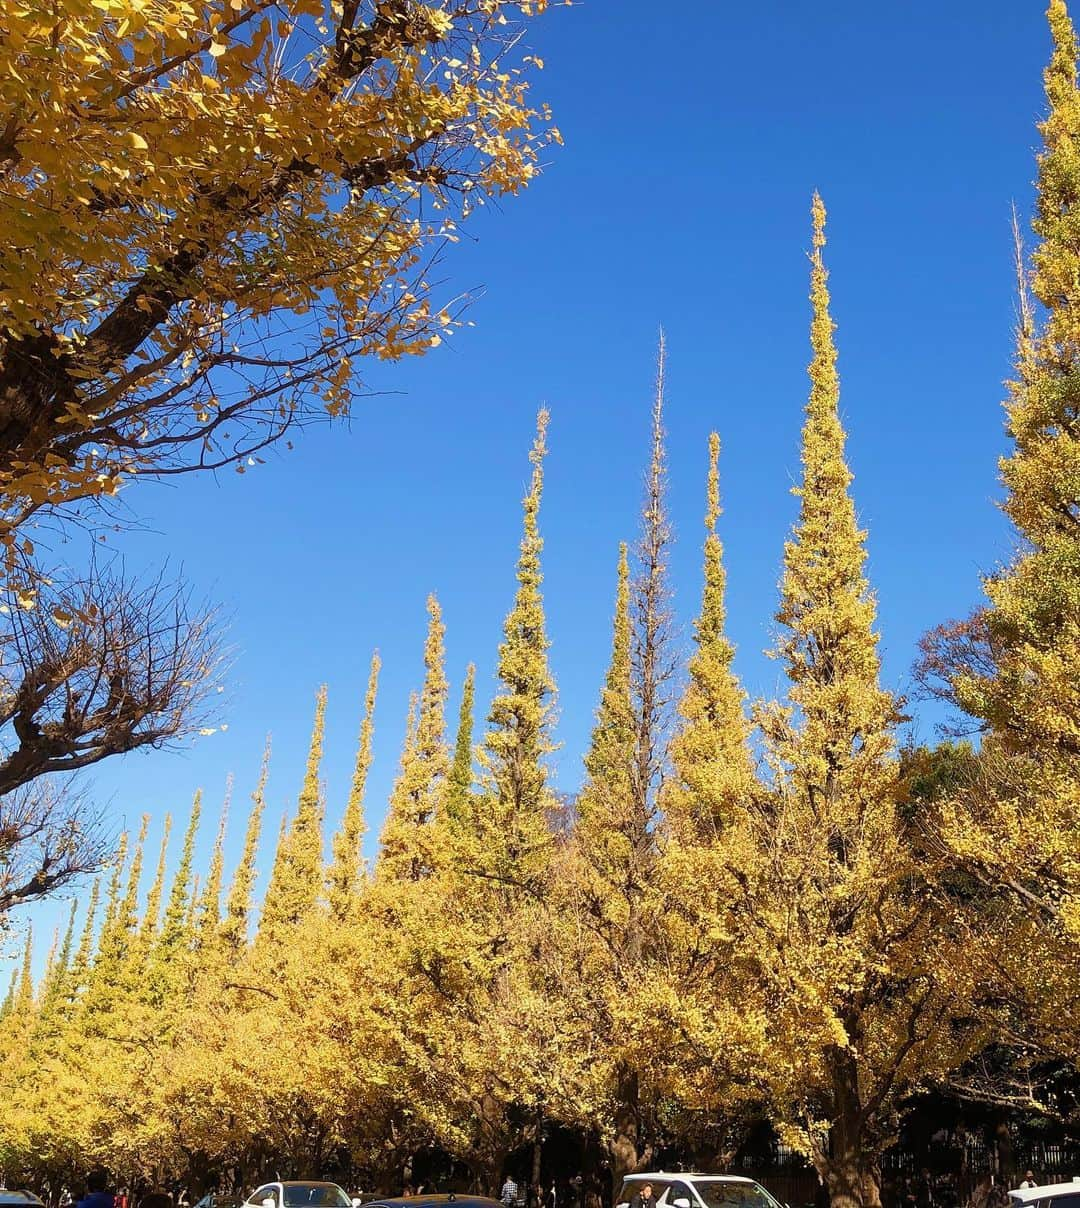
[0,0,557,546]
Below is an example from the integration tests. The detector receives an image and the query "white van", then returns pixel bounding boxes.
[616,1174,784,1208]
[1010,1181,1080,1208]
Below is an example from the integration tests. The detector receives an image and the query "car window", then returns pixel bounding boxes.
[1048,1198,1080,1208]
[282,1188,350,1208]
[619,1183,670,1207]
[250,1189,275,1206]
[694,1186,777,1208]
[665,1185,695,1208]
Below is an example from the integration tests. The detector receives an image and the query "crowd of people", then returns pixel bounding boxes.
[53,1173,180,1208]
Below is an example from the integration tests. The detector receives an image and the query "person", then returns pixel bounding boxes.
[77,1172,115,1208]
[501,1177,520,1208]
[137,1191,173,1208]
[1020,1175,1038,1191]
[629,1184,658,1208]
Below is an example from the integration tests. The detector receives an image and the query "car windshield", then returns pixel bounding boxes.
[282,1188,350,1208]
[694,1184,780,1208]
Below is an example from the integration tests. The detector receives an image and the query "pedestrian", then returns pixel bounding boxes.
[1020,1175,1038,1191]
[77,1173,115,1208]
[501,1176,520,1208]
[629,1185,657,1208]
[137,1191,173,1208]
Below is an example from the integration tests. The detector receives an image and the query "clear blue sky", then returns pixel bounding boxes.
[2,1,1052,977]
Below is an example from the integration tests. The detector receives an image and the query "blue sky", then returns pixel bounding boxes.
[2,1,1053,978]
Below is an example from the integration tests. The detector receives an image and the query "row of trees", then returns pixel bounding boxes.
[4,5,1080,1208]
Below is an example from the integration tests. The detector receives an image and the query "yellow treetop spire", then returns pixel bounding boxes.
[196,780,231,944]
[446,662,477,823]
[668,433,756,838]
[473,409,557,888]
[222,740,268,954]
[68,878,101,992]
[158,793,202,959]
[379,598,450,882]
[774,193,894,800]
[329,651,380,918]
[260,688,328,936]
[136,816,171,958]
[575,542,636,917]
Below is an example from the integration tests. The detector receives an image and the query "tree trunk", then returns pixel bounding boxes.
[818,1048,882,1208]
[532,1109,544,1188]
[993,1118,1015,1190]
[608,1064,653,1200]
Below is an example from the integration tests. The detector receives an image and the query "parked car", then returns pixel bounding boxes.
[362,1198,501,1208]
[242,1184,361,1208]
[193,1193,242,1208]
[1010,1181,1080,1208]
[0,1193,45,1207]
[617,1174,785,1208]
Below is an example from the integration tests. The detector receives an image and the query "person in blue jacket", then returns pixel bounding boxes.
[77,1171,115,1208]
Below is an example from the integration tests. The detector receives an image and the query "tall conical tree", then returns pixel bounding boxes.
[0,967,16,1021]
[13,928,33,1016]
[197,781,231,946]
[719,197,933,1208]
[380,598,451,880]
[40,900,78,1015]
[469,410,557,888]
[629,337,677,843]
[222,741,269,954]
[329,652,380,918]
[446,662,476,823]
[117,816,149,947]
[157,794,202,962]
[87,833,131,1003]
[574,543,635,920]
[568,347,682,1191]
[771,194,895,795]
[667,433,756,838]
[260,689,328,937]
[935,0,1080,931]
[135,817,172,960]
[68,878,101,994]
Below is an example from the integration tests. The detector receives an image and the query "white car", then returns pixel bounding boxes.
[617,1174,785,1208]
[1010,1181,1080,1208]
[242,1184,362,1208]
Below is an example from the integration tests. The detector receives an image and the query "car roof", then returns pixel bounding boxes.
[1011,1185,1080,1203]
[622,1178,758,1186]
[0,1195,44,1205]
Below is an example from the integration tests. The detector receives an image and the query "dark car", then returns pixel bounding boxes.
[193,1194,242,1208]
